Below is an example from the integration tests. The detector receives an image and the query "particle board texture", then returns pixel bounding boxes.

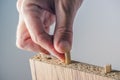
[29,54,120,80]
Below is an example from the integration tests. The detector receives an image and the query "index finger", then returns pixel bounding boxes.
[21,0,65,61]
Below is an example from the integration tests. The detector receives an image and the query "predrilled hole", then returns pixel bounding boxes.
[46,57,52,60]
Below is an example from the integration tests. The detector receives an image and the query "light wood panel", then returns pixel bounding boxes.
[30,54,120,80]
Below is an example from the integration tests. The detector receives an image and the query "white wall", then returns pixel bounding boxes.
[0,0,120,80]
[0,0,34,80]
[72,0,120,70]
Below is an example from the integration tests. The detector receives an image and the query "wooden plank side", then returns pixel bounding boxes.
[29,54,120,80]
[34,60,113,80]
[29,59,37,80]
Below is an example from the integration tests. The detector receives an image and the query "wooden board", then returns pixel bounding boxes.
[29,54,120,80]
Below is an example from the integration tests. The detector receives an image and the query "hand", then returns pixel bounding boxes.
[16,0,83,61]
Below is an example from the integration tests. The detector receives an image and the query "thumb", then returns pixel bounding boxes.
[54,6,74,53]
[53,0,77,53]
[54,25,73,53]
[53,0,82,53]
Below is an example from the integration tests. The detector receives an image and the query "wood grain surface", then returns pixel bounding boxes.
[30,54,120,80]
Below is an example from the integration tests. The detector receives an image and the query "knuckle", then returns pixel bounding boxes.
[31,36,38,44]
[55,26,73,42]
[21,3,27,15]
[21,0,39,14]
[16,0,24,13]
[16,34,28,49]
[20,0,32,15]
[31,34,41,44]
[16,39,25,49]
[32,31,49,46]
[56,26,73,34]
[16,0,21,12]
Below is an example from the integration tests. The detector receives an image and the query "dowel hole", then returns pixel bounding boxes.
[46,57,52,60]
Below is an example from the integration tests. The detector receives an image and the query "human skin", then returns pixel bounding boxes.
[16,0,83,61]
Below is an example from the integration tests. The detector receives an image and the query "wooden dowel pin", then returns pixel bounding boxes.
[104,64,112,74]
[65,52,71,64]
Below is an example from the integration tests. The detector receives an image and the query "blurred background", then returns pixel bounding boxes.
[0,0,120,80]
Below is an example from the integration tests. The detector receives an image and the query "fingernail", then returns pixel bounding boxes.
[58,41,71,53]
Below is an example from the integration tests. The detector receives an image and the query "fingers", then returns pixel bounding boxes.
[21,0,64,61]
[16,14,50,54]
[16,0,83,61]
[16,0,50,54]
[54,1,74,53]
[54,0,83,53]
[54,23,73,53]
